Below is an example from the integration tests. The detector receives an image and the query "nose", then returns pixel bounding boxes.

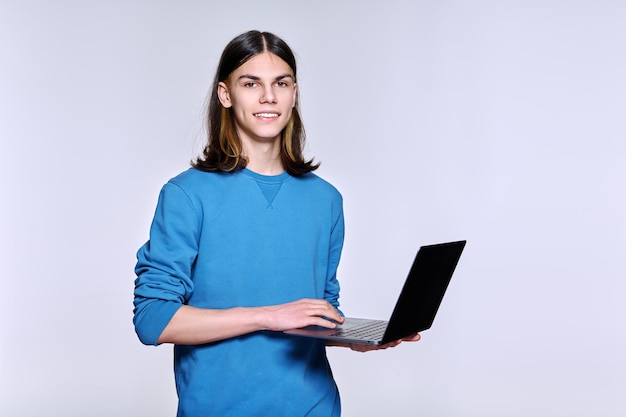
[260,85,276,104]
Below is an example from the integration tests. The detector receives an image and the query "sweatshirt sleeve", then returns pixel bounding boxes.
[133,181,201,345]
[324,193,345,312]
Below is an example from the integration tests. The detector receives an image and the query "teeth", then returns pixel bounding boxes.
[255,113,278,118]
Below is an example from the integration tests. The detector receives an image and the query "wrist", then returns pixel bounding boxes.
[249,306,272,331]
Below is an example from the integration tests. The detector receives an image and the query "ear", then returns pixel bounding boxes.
[217,82,232,108]
[292,83,298,108]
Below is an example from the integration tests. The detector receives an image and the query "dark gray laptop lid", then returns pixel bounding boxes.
[381,240,466,344]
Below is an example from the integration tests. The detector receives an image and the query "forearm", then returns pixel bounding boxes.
[156,298,343,345]
[157,305,268,345]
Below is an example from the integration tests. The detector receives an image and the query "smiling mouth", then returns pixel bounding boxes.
[254,112,279,118]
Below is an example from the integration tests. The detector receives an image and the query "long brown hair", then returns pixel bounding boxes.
[192,30,319,176]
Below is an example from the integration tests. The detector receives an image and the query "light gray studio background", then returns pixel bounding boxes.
[2,1,624,416]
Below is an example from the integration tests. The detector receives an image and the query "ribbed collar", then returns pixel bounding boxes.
[242,168,291,184]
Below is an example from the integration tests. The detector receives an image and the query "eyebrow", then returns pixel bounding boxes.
[237,73,294,82]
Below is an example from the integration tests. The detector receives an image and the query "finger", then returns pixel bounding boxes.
[349,343,372,352]
[308,316,339,329]
[401,333,421,342]
[324,309,344,324]
[302,301,343,324]
[353,343,388,352]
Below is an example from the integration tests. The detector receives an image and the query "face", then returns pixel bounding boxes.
[218,52,297,147]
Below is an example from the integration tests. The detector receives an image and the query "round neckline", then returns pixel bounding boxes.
[242,168,291,184]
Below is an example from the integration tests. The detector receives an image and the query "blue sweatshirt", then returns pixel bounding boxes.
[134,168,344,417]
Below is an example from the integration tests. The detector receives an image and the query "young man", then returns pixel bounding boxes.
[133,30,419,417]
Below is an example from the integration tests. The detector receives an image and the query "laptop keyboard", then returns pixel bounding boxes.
[334,320,388,340]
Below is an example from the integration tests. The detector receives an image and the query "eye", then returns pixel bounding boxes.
[243,81,257,88]
[276,79,293,88]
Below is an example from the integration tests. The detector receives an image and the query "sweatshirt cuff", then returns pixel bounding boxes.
[134,300,182,346]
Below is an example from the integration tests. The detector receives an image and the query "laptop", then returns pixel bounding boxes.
[284,240,466,345]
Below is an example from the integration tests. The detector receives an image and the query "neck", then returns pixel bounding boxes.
[242,140,284,175]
